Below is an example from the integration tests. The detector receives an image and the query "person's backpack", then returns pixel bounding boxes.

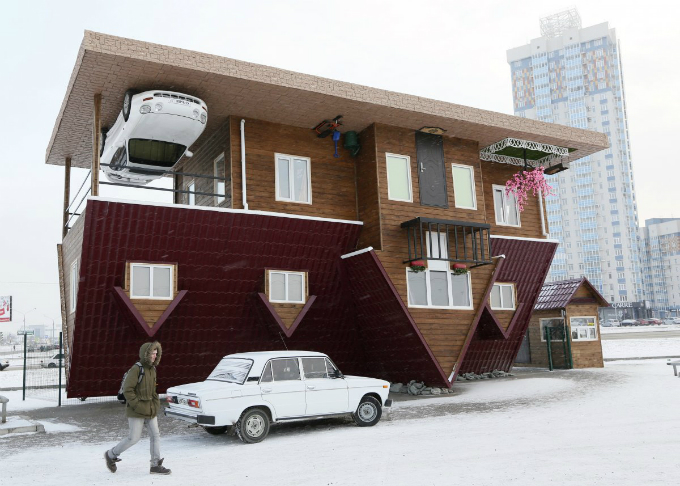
[117,362,144,404]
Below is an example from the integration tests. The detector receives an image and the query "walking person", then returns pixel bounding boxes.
[104,341,171,475]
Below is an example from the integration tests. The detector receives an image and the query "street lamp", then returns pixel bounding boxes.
[15,307,37,333]
[44,314,56,342]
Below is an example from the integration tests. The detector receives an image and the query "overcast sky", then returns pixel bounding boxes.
[0,0,677,334]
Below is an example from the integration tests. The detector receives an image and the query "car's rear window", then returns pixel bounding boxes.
[128,139,187,167]
[207,358,253,384]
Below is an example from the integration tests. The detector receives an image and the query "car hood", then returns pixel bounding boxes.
[343,375,389,389]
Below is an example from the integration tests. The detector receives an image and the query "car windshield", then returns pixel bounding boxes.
[128,139,187,167]
[207,358,253,384]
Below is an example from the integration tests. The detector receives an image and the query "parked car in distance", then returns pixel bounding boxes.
[638,318,663,326]
[164,351,392,444]
[602,319,621,327]
[621,319,639,327]
[673,317,680,325]
[40,353,64,368]
[101,89,208,186]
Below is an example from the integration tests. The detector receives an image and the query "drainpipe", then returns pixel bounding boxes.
[538,190,549,237]
[240,119,248,211]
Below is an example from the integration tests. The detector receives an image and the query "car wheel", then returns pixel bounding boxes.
[99,127,108,156]
[353,396,382,427]
[235,408,270,444]
[203,426,229,435]
[122,89,135,122]
[48,363,56,368]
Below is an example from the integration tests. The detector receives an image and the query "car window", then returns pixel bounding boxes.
[260,362,273,383]
[111,146,127,169]
[271,358,301,381]
[302,358,328,379]
[325,358,339,376]
[207,358,253,384]
[128,139,186,167]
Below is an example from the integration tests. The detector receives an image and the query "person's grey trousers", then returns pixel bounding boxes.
[108,416,161,466]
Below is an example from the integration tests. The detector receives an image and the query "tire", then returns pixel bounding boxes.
[99,127,108,156]
[122,89,135,122]
[48,363,57,368]
[353,396,382,427]
[203,426,229,435]
[235,408,270,444]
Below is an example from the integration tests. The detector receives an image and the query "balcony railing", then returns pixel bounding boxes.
[400,217,493,268]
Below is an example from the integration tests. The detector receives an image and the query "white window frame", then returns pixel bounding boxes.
[214,153,226,205]
[451,163,477,210]
[70,260,78,313]
[385,153,413,203]
[268,270,306,304]
[490,283,516,310]
[275,153,312,204]
[130,263,175,300]
[540,317,565,342]
[187,180,196,206]
[405,268,473,310]
[570,316,598,341]
[492,185,521,227]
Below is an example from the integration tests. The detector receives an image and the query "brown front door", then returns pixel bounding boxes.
[415,132,448,208]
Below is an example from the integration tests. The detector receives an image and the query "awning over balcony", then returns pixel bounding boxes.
[479,137,576,174]
[400,217,493,268]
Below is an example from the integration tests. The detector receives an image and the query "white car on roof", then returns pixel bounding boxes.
[164,351,392,443]
[101,89,208,186]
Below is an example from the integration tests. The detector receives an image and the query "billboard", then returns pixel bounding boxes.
[0,296,11,322]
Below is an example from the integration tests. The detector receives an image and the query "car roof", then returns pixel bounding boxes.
[221,351,329,373]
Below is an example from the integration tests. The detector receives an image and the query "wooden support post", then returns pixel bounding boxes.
[62,156,71,238]
[91,93,102,197]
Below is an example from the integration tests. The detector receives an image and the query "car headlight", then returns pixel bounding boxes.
[192,109,199,119]
[200,113,207,124]
[154,103,163,112]
[140,104,152,114]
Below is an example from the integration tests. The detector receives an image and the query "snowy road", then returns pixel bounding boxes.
[1,361,678,485]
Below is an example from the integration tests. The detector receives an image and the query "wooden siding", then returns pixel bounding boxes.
[175,119,232,208]
[355,124,382,250]
[230,116,359,221]
[61,211,86,355]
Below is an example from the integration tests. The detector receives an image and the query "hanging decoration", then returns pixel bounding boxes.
[505,166,554,212]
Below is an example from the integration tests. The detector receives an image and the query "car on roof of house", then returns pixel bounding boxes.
[101,89,208,186]
[164,350,392,443]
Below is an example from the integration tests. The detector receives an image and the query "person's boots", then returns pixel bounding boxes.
[104,451,121,473]
[150,458,171,475]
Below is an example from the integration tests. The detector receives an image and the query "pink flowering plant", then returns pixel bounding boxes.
[505,167,555,212]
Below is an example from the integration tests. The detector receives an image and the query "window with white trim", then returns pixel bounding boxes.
[570,316,598,341]
[540,317,564,342]
[492,185,520,226]
[385,153,412,202]
[406,231,472,309]
[214,153,226,205]
[268,270,306,304]
[130,263,174,300]
[275,154,311,204]
[490,283,515,310]
[70,260,78,313]
[451,163,477,209]
[187,181,196,206]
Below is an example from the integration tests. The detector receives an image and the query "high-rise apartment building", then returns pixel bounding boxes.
[506,9,643,308]
[640,218,680,318]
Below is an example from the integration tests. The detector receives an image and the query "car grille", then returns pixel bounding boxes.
[154,92,202,105]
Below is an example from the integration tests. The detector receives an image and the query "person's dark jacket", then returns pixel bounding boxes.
[123,341,161,419]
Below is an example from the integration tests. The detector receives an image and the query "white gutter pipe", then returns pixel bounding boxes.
[240,119,248,211]
[538,190,549,237]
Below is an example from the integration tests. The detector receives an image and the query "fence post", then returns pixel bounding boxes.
[22,333,27,401]
[545,326,553,372]
[58,332,63,407]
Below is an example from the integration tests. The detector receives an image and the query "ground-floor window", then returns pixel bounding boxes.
[540,317,565,342]
[406,269,472,309]
[130,263,174,299]
[570,316,598,341]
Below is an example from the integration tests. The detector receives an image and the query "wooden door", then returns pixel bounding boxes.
[415,132,448,208]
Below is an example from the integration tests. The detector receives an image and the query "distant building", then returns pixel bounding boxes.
[640,218,680,318]
[506,9,643,308]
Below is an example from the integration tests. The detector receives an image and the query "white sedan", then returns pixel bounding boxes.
[101,89,208,185]
[164,351,392,443]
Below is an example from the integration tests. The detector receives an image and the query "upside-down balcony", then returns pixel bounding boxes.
[401,217,493,268]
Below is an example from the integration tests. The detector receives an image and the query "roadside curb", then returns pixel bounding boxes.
[604,356,680,361]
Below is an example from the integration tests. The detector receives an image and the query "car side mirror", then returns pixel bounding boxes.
[184,150,194,158]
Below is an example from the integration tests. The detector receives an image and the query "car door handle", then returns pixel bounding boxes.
[261,388,272,393]
[306,385,316,390]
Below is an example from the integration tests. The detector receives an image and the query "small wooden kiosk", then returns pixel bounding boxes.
[517,278,609,369]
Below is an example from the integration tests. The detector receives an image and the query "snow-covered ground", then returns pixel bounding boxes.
[602,338,680,359]
[601,324,680,334]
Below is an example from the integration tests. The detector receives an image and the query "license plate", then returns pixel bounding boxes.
[171,99,190,106]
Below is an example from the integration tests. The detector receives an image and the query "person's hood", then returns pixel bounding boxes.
[139,341,162,367]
